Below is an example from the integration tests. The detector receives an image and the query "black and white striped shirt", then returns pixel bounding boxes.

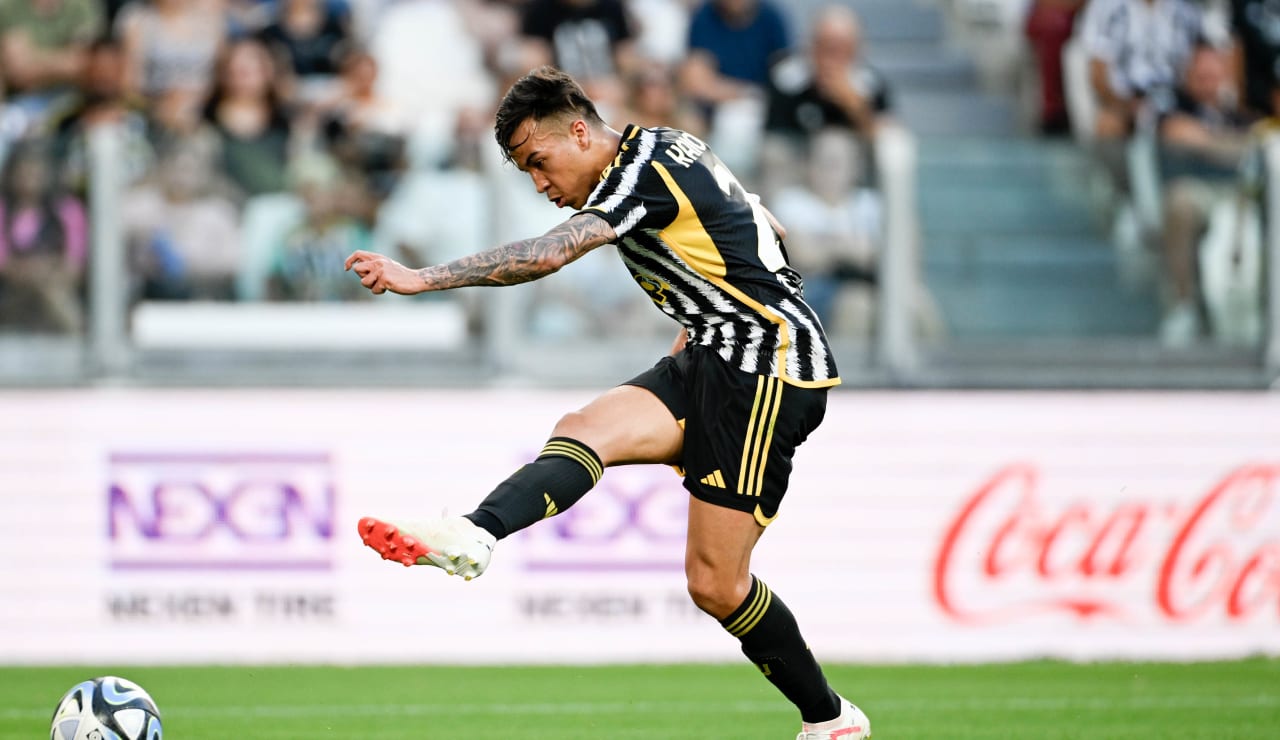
[1079,0,1203,103]
[581,124,839,387]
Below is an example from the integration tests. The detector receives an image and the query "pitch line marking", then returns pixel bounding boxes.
[4,694,1278,722]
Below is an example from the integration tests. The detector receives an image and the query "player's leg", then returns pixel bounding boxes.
[685,500,844,722]
[676,349,869,737]
[358,381,682,577]
[465,383,683,538]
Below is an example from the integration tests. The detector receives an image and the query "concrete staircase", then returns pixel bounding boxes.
[798,0,1162,337]
[917,138,1160,336]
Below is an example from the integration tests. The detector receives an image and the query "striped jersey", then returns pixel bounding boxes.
[581,124,839,387]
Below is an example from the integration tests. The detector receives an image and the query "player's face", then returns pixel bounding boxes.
[507,116,598,210]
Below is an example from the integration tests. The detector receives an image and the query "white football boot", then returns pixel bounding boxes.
[795,697,871,739]
[357,515,496,581]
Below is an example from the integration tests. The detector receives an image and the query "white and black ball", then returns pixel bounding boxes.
[50,676,162,740]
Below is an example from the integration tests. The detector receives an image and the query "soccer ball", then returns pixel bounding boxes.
[49,676,162,740]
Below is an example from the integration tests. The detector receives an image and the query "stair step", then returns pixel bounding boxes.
[924,268,1161,336]
[895,90,1018,136]
[850,0,947,43]
[919,192,1098,235]
[867,44,980,88]
[924,235,1117,265]
[788,0,947,44]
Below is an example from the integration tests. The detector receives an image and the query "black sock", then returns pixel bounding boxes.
[463,437,603,540]
[720,575,841,723]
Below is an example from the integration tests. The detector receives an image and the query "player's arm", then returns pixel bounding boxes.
[669,327,688,355]
[760,204,787,241]
[345,213,617,295]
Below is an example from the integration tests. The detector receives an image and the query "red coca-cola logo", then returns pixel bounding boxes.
[933,463,1280,624]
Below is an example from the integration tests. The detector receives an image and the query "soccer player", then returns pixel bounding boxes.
[345,66,871,740]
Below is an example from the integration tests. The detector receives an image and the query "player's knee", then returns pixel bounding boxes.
[685,567,749,620]
[551,410,592,440]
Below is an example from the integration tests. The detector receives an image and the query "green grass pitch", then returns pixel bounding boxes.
[5,659,1278,739]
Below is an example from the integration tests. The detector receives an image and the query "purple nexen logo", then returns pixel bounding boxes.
[518,465,687,573]
[108,453,336,572]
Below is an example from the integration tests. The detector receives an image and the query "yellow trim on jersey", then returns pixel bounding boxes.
[778,375,842,389]
[596,126,642,184]
[651,161,797,381]
[651,162,728,278]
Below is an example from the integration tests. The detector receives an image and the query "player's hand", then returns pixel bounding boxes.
[344,250,424,295]
[669,328,688,355]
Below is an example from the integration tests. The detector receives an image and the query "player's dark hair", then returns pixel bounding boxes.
[494,66,603,164]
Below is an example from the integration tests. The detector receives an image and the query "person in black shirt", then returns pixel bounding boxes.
[1230,0,1280,116]
[765,4,890,141]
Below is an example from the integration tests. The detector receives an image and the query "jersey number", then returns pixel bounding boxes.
[712,162,787,272]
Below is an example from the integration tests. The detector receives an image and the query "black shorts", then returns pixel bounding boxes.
[623,345,828,526]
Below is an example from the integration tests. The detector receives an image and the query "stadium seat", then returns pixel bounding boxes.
[235,193,306,302]
[1060,35,1097,147]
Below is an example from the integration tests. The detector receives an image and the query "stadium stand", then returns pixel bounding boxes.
[0,0,1276,389]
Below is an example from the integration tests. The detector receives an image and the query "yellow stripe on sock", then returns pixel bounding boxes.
[724,580,769,636]
[541,440,603,480]
[731,583,773,637]
[540,441,603,484]
[737,581,773,635]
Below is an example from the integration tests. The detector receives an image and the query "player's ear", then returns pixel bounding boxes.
[571,119,591,150]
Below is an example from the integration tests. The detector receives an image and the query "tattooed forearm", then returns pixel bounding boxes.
[416,214,617,290]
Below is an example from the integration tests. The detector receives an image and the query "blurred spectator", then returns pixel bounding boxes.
[202,37,295,196]
[618,61,705,135]
[115,0,226,134]
[0,137,88,334]
[268,152,373,301]
[766,5,890,141]
[1230,0,1280,117]
[456,0,522,58]
[760,3,888,196]
[311,47,408,197]
[519,0,637,109]
[680,0,788,103]
[257,0,354,102]
[225,0,274,35]
[1077,0,1203,141]
[679,0,790,178]
[121,130,242,300]
[1024,0,1087,136]
[626,0,689,67]
[0,0,105,139]
[102,0,134,28]
[769,127,881,337]
[48,37,155,196]
[368,0,495,170]
[1156,44,1253,346]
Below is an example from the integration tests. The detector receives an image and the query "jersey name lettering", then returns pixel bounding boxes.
[665,132,708,167]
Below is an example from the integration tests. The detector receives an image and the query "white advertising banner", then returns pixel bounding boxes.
[0,389,1277,665]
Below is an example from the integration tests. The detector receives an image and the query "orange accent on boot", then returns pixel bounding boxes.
[357,517,436,567]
